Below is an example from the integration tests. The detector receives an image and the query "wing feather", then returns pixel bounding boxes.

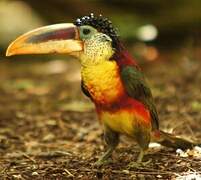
[120,66,159,130]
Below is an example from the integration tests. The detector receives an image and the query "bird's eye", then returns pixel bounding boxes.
[83,28,91,35]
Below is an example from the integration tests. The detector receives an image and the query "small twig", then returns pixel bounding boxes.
[5,150,72,159]
[185,117,197,140]
[79,167,176,175]
[157,152,201,164]
[113,169,176,175]
[22,153,36,163]
[0,166,8,175]
[64,169,74,177]
[35,150,72,158]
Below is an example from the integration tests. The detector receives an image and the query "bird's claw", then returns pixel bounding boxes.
[128,159,152,169]
[93,158,113,167]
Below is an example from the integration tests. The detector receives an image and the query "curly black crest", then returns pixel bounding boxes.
[74,13,119,48]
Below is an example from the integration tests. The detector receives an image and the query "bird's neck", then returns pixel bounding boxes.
[79,40,114,67]
[112,42,139,68]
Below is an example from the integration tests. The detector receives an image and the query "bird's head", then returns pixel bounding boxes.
[6,14,121,66]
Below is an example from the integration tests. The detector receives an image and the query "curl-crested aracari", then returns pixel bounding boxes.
[6,14,197,166]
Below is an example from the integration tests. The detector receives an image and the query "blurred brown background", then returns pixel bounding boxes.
[1,0,201,60]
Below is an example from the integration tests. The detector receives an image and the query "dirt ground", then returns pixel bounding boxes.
[0,52,201,179]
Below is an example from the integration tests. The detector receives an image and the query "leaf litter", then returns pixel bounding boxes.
[0,56,201,179]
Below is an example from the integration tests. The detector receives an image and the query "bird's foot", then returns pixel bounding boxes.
[128,159,152,169]
[94,157,113,167]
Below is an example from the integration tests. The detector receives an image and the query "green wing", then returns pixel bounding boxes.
[120,66,159,130]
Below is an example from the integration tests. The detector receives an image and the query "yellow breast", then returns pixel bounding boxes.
[81,60,124,104]
[101,110,151,137]
[102,110,135,135]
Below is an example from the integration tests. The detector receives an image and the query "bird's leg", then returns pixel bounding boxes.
[94,127,119,166]
[137,148,145,163]
[128,128,152,168]
[128,148,152,168]
[97,146,114,163]
[137,148,152,165]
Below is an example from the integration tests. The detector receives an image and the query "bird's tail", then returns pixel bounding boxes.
[151,130,196,150]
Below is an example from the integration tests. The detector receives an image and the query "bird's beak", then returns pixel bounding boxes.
[6,23,83,57]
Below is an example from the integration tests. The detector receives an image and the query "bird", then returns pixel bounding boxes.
[6,13,197,166]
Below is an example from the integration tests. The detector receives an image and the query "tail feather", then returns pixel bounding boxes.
[152,130,196,150]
